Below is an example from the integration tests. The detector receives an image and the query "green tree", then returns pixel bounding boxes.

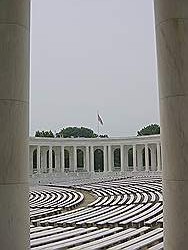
[137,124,160,136]
[55,127,98,138]
[35,130,54,138]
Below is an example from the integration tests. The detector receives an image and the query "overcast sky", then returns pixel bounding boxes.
[30,0,159,137]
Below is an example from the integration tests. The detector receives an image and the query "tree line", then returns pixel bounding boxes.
[35,127,108,138]
[35,124,160,138]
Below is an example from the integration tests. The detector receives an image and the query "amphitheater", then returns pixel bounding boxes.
[30,135,163,249]
[2,1,188,249]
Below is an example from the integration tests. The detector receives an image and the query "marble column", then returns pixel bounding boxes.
[73,146,77,172]
[145,144,149,171]
[85,146,90,172]
[154,0,188,248]
[124,146,128,171]
[133,145,137,171]
[37,146,40,173]
[120,145,125,171]
[0,1,30,249]
[83,150,86,170]
[41,148,47,173]
[157,143,161,172]
[103,145,108,172]
[69,149,74,172]
[61,146,65,173]
[90,146,94,172]
[49,146,53,173]
[54,148,61,172]
[137,146,143,171]
[108,145,112,172]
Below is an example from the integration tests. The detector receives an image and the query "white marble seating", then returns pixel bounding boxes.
[30,174,164,249]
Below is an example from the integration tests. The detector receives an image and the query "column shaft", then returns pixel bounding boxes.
[37,146,40,173]
[61,146,65,172]
[41,149,47,173]
[133,145,137,171]
[55,149,61,172]
[0,1,30,249]
[49,146,53,173]
[154,0,188,248]
[151,146,157,171]
[124,146,128,171]
[108,145,112,172]
[120,145,125,171]
[90,146,94,172]
[73,146,77,172]
[137,147,143,171]
[86,146,90,172]
[103,145,107,172]
[145,144,149,171]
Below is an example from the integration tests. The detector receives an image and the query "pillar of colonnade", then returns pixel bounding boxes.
[145,144,149,171]
[37,146,40,173]
[85,146,90,172]
[0,1,30,249]
[104,146,108,172]
[30,143,161,174]
[61,146,65,173]
[154,0,188,248]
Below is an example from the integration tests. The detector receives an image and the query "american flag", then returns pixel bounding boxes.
[97,113,104,125]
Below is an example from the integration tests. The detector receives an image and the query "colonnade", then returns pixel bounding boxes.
[29,137,162,174]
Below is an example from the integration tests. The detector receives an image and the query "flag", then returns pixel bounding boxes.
[97,113,104,125]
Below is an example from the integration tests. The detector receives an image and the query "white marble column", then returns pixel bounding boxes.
[154,0,188,248]
[145,144,149,171]
[41,148,47,173]
[85,146,90,172]
[0,1,30,249]
[151,145,157,171]
[37,146,40,173]
[69,149,74,172]
[120,145,125,171]
[108,145,112,172]
[49,146,53,173]
[90,146,94,172]
[54,148,61,172]
[133,145,137,171]
[124,146,128,171]
[61,146,65,173]
[103,145,108,172]
[137,146,143,171]
[73,146,77,172]
[83,150,86,170]
[157,143,161,172]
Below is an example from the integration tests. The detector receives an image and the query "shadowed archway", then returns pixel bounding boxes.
[33,149,37,172]
[77,149,84,169]
[114,148,121,170]
[142,147,151,169]
[94,149,104,172]
[47,150,55,169]
[64,149,70,171]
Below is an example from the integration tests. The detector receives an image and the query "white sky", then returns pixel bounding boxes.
[30,0,159,137]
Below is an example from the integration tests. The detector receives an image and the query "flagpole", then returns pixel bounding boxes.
[97,111,99,137]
